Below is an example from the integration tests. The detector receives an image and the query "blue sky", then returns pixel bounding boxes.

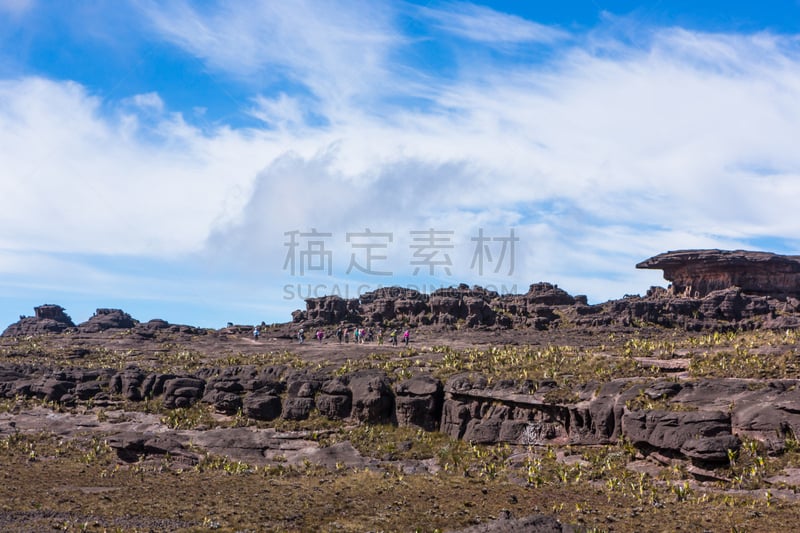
[2,0,800,329]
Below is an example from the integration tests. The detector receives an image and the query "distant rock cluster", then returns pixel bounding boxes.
[290,249,800,331]
[2,306,203,338]
[5,304,76,336]
[4,249,800,337]
[294,282,580,330]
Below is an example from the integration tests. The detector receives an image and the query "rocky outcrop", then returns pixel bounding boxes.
[295,280,800,333]
[564,286,795,331]
[2,305,208,338]
[2,305,75,336]
[297,282,578,330]
[638,249,800,298]
[286,249,800,332]
[5,363,800,464]
[394,374,443,431]
[8,248,800,340]
[77,308,137,333]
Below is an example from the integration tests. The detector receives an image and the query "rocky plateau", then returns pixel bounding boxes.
[3,249,800,532]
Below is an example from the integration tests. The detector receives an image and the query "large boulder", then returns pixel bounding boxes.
[348,370,394,424]
[111,368,149,402]
[621,409,732,455]
[317,377,352,420]
[162,377,205,409]
[681,435,741,463]
[394,374,443,431]
[243,392,282,421]
[107,431,197,463]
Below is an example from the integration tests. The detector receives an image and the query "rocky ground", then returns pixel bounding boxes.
[1,319,800,532]
[5,252,800,532]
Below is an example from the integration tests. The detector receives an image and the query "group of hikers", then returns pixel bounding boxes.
[293,325,410,346]
[251,324,411,347]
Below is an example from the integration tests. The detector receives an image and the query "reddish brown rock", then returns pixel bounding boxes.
[2,304,75,336]
[77,308,137,333]
[637,249,800,298]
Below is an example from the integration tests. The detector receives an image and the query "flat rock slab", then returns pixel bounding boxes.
[634,358,690,371]
[767,468,800,488]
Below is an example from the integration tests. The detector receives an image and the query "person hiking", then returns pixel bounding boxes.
[403,329,410,346]
[253,327,260,341]
[298,328,305,344]
[336,327,343,344]
[390,329,398,346]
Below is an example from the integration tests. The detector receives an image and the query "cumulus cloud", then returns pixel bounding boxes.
[0,77,269,255]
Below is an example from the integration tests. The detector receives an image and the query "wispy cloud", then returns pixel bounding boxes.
[137,0,404,122]
[419,2,569,45]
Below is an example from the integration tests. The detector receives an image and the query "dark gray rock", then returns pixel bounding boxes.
[107,431,196,463]
[30,378,75,402]
[162,377,205,409]
[681,435,741,463]
[349,371,394,424]
[622,409,732,453]
[281,397,315,420]
[74,381,104,401]
[111,368,149,402]
[243,393,282,421]
[441,398,474,440]
[317,377,352,420]
[394,375,443,431]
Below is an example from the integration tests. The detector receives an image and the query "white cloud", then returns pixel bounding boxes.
[0,78,273,255]
[123,92,165,113]
[137,0,403,122]
[419,2,569,45]
[4,4,800,322]
[249,93,306,130]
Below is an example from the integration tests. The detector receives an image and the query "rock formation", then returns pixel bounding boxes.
[5,249,800,340]
[637,249,800,298]
[7,361,800,466]
[77,308,138,333]
[297,282,578,330]
[1,307,204,338]
[1,304,75,336]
